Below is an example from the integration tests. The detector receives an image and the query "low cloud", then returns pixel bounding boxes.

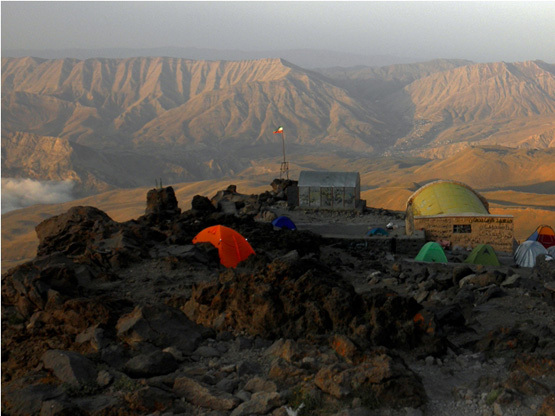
[1,178,76,214]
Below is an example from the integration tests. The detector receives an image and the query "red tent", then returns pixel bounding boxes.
[192,225,255,268]
[526,225,555,249]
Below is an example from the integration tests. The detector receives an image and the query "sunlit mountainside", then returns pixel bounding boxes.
[2,47,412,69]
[1,57,382,152]
[2,56,555,272]
[2,56,555,193]
[320,60,555,157]
[3,145,555,273]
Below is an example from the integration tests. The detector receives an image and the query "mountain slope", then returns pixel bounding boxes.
[317,59,474,98]
[409,146,555,188]
[395,61,555,153]
[407,61,555,121]
[1,131,225,194]
[288,146,555,191]
[2,47,413,69]
[319,59,555,156]
[1,57,384,154]
[3,57,555,193]
[3,146,554,273]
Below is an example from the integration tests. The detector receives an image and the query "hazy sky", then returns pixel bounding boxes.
[2,1,555,63]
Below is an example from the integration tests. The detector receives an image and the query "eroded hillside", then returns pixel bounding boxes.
[2,57,555,192]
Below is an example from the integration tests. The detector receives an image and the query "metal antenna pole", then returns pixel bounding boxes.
[282,131,286,165]
[280,131,289,180]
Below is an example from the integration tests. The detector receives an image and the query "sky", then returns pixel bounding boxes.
[2,1,555,63]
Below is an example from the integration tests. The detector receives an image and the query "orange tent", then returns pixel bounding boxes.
[526,225,555,249]
[192,225,255,268]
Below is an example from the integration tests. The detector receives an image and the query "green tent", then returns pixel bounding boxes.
[415,242,448,263]
[464,244,500,266]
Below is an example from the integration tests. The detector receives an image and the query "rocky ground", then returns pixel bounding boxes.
[2,182,554,416]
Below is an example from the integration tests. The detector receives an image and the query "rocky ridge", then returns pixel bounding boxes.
[2,182,554,416]
[3,57,555,194]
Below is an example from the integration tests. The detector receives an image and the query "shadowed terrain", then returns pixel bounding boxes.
[2,184,554,415]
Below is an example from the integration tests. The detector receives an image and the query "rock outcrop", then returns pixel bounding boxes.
[144,186,181,218]
[2,183,554,416]
[182,255,441,355]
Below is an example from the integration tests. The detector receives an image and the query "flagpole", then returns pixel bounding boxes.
[282,130,286,165]
[280,130,289,180]
[274,126,289,180]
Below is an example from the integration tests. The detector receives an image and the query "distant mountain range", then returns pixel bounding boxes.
[2,56,554,194]
[2,47,413,69]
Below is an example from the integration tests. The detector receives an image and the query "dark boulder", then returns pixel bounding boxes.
[534,254,555,281]
[183,256,366,340]
[123,386,175,413]
[116,303,203,353]
[123,351,178,378]
[173,376,241,411]
[36,206,117,257]
[145,186,181,218]
[361,289,423,349]
[314,347,427,408]
[191,194,216,213]
[452,265,474,287]
[1,254,80,317]
[42,349,97,387]
[432,303,467,331]
[1,380,65,416]
[183,256,444,352]
[476,327,539,358]
[0,253,114,319]
[33,206,150,270]
[270,179,297,196]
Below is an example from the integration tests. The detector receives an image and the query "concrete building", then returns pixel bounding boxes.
[297,171,364,210]
[405,180,514,253]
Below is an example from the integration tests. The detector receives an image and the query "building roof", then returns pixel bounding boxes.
[406,180,489,216]
[298,171,360,188]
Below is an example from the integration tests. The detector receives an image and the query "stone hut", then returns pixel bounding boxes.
[405,180,514,253]
[297,171,364,210]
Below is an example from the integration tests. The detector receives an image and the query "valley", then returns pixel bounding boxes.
[2,57,554,194]
[2,56,554,273]
[3,4,555,414]
[3,145,554,273]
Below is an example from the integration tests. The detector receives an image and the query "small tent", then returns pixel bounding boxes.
[366,227,389,236]
[415,241,448,263]
[192,225,255,268]
[272,216,297,230]
[464,244,500,266]
[526,225,555,249]
[514,240,548,267]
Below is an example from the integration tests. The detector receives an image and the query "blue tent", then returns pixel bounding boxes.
[366,227,389,236]
[272,216,297,230]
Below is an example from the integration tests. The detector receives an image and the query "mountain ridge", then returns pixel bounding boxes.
[2,56,555,193]
[1,46,414,69]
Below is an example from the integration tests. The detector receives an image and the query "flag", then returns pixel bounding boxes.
[273,126,284,134]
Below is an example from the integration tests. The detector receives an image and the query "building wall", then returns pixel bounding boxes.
[411,215,514,253]
[299,186,359,209]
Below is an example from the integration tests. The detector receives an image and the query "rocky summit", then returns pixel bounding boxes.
[2,184,555,416]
